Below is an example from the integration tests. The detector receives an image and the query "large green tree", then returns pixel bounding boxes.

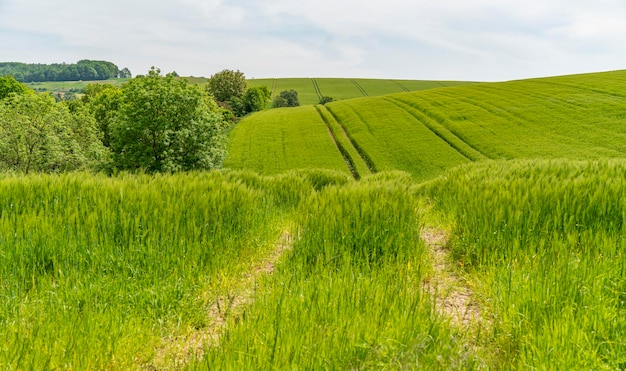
[0,93,106,173]
[207,69,247,102]
[230,85,272,116]
[110,68,227,172]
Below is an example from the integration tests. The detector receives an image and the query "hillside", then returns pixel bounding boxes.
[2,70,626,369]
[247,77,474,105]
[226,70,626,180]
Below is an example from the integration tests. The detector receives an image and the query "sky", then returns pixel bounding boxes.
[1,0,625,81]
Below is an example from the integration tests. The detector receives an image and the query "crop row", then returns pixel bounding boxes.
[419,159,626,369]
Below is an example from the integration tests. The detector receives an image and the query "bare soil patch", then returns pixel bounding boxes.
[144,231,294,369]
[421,227,483,328]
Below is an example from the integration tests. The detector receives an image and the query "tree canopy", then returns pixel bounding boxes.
[109,68,227,172]
[0,93,106,173]
[0,60,131,82]
[0,76,32,100]
[273,90,300,108]
[207,69,247,102]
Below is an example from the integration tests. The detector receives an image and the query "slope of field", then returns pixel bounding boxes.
[224,106,350,175]
[246,77,474,105]
[228,70,626,179]
[325,98,472,180]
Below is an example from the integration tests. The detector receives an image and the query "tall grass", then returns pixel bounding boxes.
[200,173,484,369]
[0,170,336,369]
[420,159,626,369]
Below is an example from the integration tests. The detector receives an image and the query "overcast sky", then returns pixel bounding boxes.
[1,0,625,81]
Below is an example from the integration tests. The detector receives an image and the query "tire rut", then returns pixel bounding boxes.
[421,227,483,328]
[144,231,294,370]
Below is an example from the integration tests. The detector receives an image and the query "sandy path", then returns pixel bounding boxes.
[144,230,294,370]
[421,227,482,328]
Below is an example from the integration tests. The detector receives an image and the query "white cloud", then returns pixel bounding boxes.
[0,0,625,80]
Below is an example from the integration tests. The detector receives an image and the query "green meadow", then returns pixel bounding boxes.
[2,70,626,369]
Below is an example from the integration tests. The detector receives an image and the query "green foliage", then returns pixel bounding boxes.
[319,95,334,104]
[420,159,626,369]
[83,84,123,147]
[0,93,106,173]
[244,85,271,113]
[0,60,129,82]
[0,76,32,100]
[207,69,247,102]
[0,171,293,368]
[230,86,272,116]
[272,89,300,107]
[110,68,227,172]
[246,78,473,105]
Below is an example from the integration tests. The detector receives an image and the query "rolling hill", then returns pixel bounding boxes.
[226,70,626,180]
[246,77,474,105]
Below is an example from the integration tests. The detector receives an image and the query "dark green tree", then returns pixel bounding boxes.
[273,90,299,108]
[319,96,335,104]
[119,68,132,78]
[207,69,247,102]
[244,86,272,113]
[110,67,227,172]
[230,86,272,116]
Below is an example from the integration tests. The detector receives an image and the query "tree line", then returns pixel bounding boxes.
[0,60,132,82]
[0,69,224,174]
[0,67,305,174]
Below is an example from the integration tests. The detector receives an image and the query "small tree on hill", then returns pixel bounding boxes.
[207,69,247,102]
[319,96,334,104]
[273,90,299,108]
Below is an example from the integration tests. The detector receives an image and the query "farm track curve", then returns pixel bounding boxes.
[145,230,295,369]
[421,227,485,329]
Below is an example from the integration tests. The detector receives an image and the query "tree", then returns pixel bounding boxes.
[207,69,247,102]
[83,83,123,147]
[0,93,106,173]
[119,68,132,78]
[273,90,299,108]
[0,76,32,100]
[319,96,334,104]
[244,86,271,113]
[230,86,272,116]
[110,67,227,172]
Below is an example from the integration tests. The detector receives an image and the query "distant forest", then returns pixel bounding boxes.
[0,60,131,82]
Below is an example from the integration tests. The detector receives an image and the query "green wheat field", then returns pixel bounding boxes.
[2,70,626,369]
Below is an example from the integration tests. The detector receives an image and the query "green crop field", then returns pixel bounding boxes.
[246,77,473,105]
[223,105,350,175]
[418,159,626,369]
[228,70,626,179]
[3,70,626,369]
